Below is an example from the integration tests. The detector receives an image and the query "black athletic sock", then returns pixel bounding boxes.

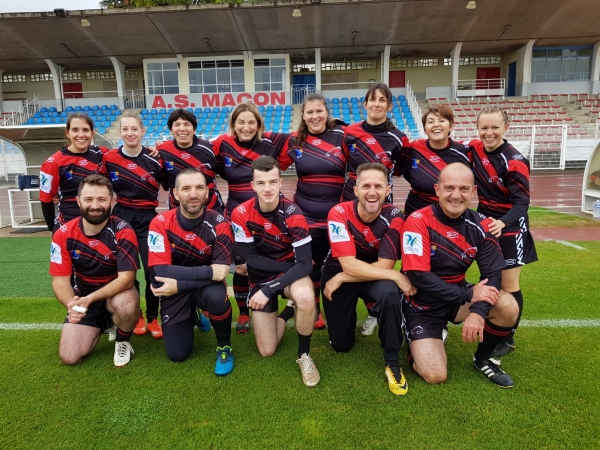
[210,306,232,347]
[504,290,524,345]
[146,315,157,322]
[115,328,133,342]
[297,333,312,358]
[474,320,513,361]
[233,272,250,316]
[313,287,321,314]
[384,351,402,379]
[365,301,375,317]
[278,305,295,322]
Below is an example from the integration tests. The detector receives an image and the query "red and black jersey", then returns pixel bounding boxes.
[49,216,139,297]
[39,146,108,224]
[323,200,405,275]
[279,126,347,229]
[403,138,472,216]
[147,207,233,269]
[470,139,531,230]
[213,132,290,217]
[401,203,505,316]
[230,195,311,285]
[158,136,224,212]
[341,121,410,203]
[104,146,165,210]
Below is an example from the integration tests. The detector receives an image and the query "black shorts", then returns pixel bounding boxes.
[160,282,228,328]
[112,204,156,237]
[499,216,538,269]
[402,297,460,342]
[248,285,284,313]
[63,300,113,330]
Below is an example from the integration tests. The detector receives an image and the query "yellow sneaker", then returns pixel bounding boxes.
[133,313,146,336]
[384,365,408,396]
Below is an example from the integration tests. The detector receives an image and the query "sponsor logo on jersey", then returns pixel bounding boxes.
[241,150,248,156]
[429,156,441,163]
[391,208,400,216]
[40,171,53,194]
[162,314,170,324]
[264,223,272,230]
[103,251,115,261]
[110,171,119,182]
[78,159,88,166]
[237,205,246,214]
[157,214,165,222]
[128,163,137,170]
[224,156,233,169]
[412,158,420,169]
[64,170,73,181]
[59,224,67,233]
[513,154,523,160]
[461,247,477,260]
[286,205,296,214]
[403,232,422,256]
[148,231,165,252]
[482,157,490,166]
[363,228,370,236]
[410,211,422,219]
[50,242,62,264]
[446,231,459,238]
[165,161,174,171]
[411,325,424,335]
[70,249,81,260]
[48,157,55,162]
[295,148,303,159]
[311,139,322,145]
[117,221,127,230]
[488,175,504,187]
[88,240,100,247]
[366,138,377,145]
[231,222,247,239]
[216,214,224,222]
[328,221,350,242]
[185,234,196,241]
[181,153,191,160]
[349,144,357,153]
[335,205,345,213]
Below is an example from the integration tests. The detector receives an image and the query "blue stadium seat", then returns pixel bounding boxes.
[168,108,175,114]
[159,108,167,115]
[114,111,121,117]
[49,107,57,112]
[91,105,100,111]
[266,106,274,113]
[198,118,206,126]
[341,98,348,104]
[147,126,155,133]
[108,115,116,121]
[52,117,61,124]
[42,118,52,124]
[74,106,83,111]
[34,118,43,124]
[142,120,150,127]
[275,105,283,112]
[109,104,118,110]
[60,111,68,117]
[97,127,106,134]
[99,105,107,110]
[141,109,149,115]
[284,105,292,112]
[40,107,48,113]
[258,106,266,114]
[41,112,49,118]
[150,109,158,115]
[213,107,220,113]
[331,98,339,104]
[66,106,74,112]
[102,110,111,116]
[34,112,41,118]
[26,118,35,124]
[222,107,229,114]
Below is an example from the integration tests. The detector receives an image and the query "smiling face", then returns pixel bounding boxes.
[434,163,476,219]
[174,171,208,219]
[354,168,390,220]
[77,183,112,226]
[365,89,392,126]
[234,111,259,142]
[66,118,93,153]
[119,116,145,150]
[424,112,453,149]
[302,99,328,134]
[477,111,509,152]
[170,118,195,148]
[251,166,282,212]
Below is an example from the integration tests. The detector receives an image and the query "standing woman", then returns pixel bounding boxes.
[212,102,290,333]
[402,104,472,217]
[279,93,347,329]
[341,83,410,335]
[471,107,538,356]
[40,113,108,232]
[104,111,166,339]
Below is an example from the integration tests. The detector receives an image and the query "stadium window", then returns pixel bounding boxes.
[442,56,501,66]
[2,74,26,83]
[147,62,179,95]
[254,58,286,92]
[63,72,82,81]
[532,46,592,82]
[30,73,53,82]
[85,71,115,80]
[188,60,245,94]
[125,70,139,79]
[392,58,439,68]
[292,61,376,72]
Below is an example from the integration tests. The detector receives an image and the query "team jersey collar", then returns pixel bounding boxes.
[432,202,466,225]
[485,139,509,154]
[426,138,454,152]
[78,215,111,237]
[176,206,206,231]
[254,192,284,215]
[235,136,258,149]
[119,145,144,159]
[353,198,380,225]
[62,145,90,155]
[362,120,388,134]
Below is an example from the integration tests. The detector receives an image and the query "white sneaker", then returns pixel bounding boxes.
[442,326,449,344]
[296,353,320,387]
[114,341,134,367]
[107,325,117,342]
[361,315,378,336]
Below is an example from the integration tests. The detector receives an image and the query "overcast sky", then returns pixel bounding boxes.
[0,1,101,13]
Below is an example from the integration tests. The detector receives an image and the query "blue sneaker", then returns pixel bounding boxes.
[215,346,234,376]
[197,311,211,332]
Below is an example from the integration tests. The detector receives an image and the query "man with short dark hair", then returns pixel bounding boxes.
[231,156,319,387]
[401,162,519,388]
[50,174,140,367]
[148,168,235,376]
[322,162,414,396]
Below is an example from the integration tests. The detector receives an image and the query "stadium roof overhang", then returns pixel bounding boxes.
[0,0,599,73]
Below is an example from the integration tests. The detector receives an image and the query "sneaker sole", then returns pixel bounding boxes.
[114,352,134,368]
[150,332,163,339]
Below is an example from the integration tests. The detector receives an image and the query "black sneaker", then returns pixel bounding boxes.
[492,340,515,357]
[473,357,514,388]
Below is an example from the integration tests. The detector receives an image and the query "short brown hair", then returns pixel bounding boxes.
[228,102,264,141]
[422,104,455,128]
[251,156,281,177]
[356,162,388,181]
[77,174,113,197]
[167,108,197,131]
[477,106,509,126]
[175,168,206,188]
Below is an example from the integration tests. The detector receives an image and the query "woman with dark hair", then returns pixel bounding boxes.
[471,106,537,357]
[104,111,166,339]
[212,102,290,333]
[340,83,411,335]
[40,112,108,232]
[279,93,347,329]
[402,104,472,217]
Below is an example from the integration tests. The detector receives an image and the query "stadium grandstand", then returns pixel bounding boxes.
[1,0,600,226]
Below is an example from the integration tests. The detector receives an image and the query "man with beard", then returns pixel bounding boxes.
[321,163,415,396]
[50,174,140,367]
[148,169,235,375]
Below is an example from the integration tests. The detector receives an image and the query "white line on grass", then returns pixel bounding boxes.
[555,240,588,250]
[2,319,600,331]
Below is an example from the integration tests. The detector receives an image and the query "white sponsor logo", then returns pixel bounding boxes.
[391,208,400,216]
[264,223,272,230]
[181,153,191,160]
[47,156,55,162]
[411,212,422,219]
[286,205,296,214]
[88,240,100,247]
[117,221,127,230]
[403,232,423,256]
[78,159,88,166]
[148,231,165,252]
[157,214,165,222]
[429,156,441,163]
[506,258,516,266]
[231,222,247,239]
[513,154,523,160]
[447,231,459,238]
[335,205,345,213]
[39,171,53,194]
[482,158,490,165]
[237,205,246,214]
[185,234,195,241]
[50,242,62,264]
[366,138,377,145]
[127,163,137,170]
[312,139,322,145]
[328,221,350,242]
[216,214,224,222]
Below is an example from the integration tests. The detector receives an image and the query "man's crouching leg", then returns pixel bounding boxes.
[408,339,448,384]
[59,324,101,366]
[107,286,140,367]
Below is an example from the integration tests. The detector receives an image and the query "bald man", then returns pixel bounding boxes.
[400,163,519,388]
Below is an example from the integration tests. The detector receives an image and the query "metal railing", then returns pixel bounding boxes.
[0,94,40,127]
[125,90,146,109]
[454,78,506,99]
[291,84,316,104]
[64,90,118,99]
[406,81,425,139]
[320,81,375,91]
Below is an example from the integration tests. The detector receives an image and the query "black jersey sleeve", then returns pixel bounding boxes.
[177,279,220,292]
[260,242,312,297]
[406,270,474,305]
[238,241,294,273]
[41,201,56,231]
[153,264,213,280]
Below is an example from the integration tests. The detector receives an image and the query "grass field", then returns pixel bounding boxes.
[1,235,599,449]
[528,207,600,228]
